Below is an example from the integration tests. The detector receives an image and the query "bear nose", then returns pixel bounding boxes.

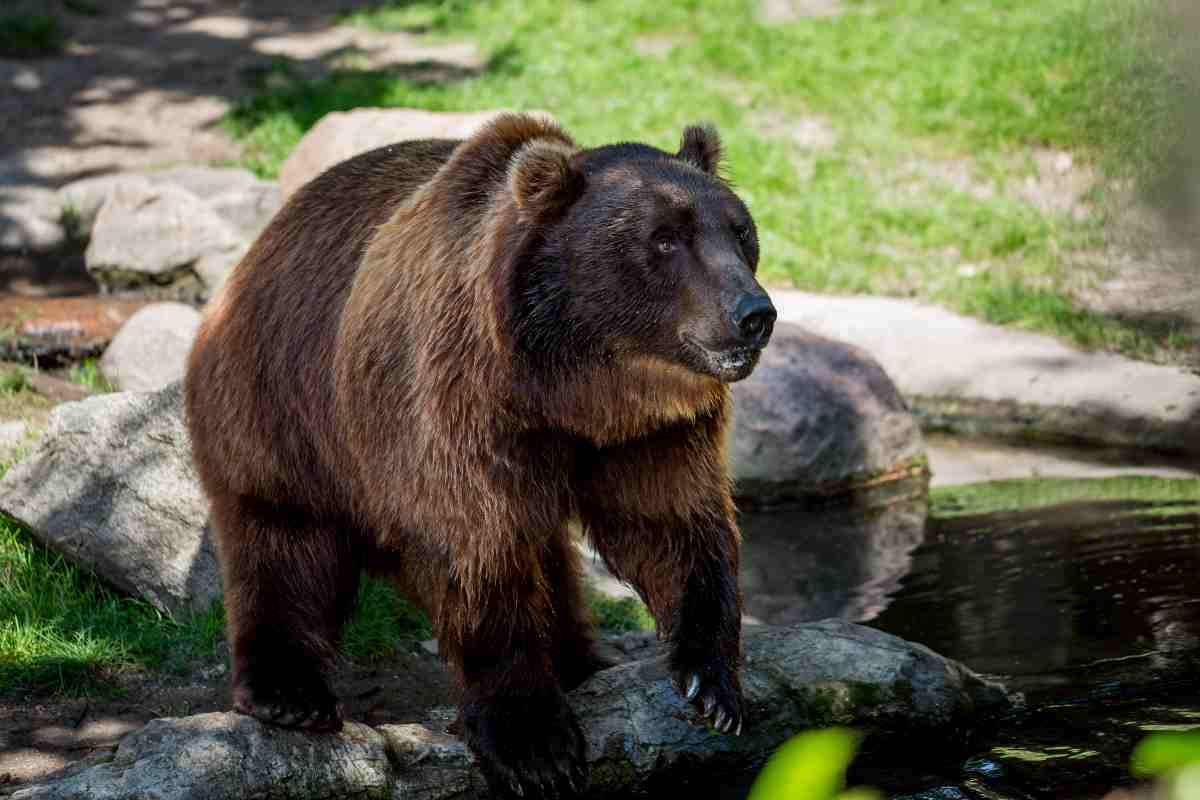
[734,293,776,344]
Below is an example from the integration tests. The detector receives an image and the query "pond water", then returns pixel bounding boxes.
[730,478,1200,799]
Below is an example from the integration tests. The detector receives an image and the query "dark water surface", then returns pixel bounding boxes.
[730,484,1200,799]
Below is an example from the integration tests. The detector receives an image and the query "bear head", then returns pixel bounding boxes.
[507,123,776,384]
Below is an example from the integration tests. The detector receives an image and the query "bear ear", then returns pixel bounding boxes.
[676,124,722,175]
[509,139,584,219]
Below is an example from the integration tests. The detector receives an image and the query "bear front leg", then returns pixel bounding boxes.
[666,525,744,735]
[582,508,745,735]
[437,561,589,798]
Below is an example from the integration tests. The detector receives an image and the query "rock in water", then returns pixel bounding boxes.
[0,383,218,617]
[100,303,203,392]
[10,621,1012,800]
[730,323,926,504]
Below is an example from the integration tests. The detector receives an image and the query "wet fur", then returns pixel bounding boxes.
[185,114,745,795]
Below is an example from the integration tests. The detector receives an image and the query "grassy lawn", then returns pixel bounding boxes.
[226,0,1191,363]
[931,475,1200,518]
[0,508,650,697]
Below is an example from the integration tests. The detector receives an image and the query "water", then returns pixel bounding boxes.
[734,480,1200,799]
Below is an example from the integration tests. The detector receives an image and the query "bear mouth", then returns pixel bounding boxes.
[682,337,764,383]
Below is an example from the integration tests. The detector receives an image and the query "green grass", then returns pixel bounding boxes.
[67,358,113,393]
[225,0,1193,363]
[585,587,655,633]
[0,501,651,695]
[63,0,102,16]
[931,476,1200,518]
[0,516,225,696]
[0,13,65,57]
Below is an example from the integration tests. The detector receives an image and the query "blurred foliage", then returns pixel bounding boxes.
[1132,731,1200,800]
[748,727,878,800]
[0,12,65,58]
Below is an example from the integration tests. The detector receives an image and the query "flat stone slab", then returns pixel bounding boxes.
[9,621,1011,800]
[771,289,1200,458]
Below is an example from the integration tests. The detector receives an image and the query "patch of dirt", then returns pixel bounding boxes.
[0,0,483,189]
[759,0,843,25]
[0,649,456,791]
[631,33,694,59]
[754,110,838,152]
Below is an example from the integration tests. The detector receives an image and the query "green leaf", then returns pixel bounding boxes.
[1132,732,1200,777]
[748,727,863,800]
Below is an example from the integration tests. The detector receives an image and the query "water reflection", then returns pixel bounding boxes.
[867,499,1200,694]
[736,488,1200,799]
[739,494,1200,693]
[739,493,927,626]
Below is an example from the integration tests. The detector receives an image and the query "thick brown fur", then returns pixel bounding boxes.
[185,114,772,798]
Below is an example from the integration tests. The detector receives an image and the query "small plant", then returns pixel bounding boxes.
[0,368,30,395]
[68,359,113,393]
[58,203,88,247]
[0,13,66,58]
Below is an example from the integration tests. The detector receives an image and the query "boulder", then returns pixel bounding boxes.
[143,166,282,241]
[278,108,526,199]
[10,621,1011,800]
[99,303,203,392]
[730,323,926,504]
[0,383,218,617]
[83,178,243,302]
[58,167,282,243]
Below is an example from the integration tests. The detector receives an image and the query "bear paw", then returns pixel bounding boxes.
[461,686,588,798]
[671,654,743,735]
[231,670,343,733]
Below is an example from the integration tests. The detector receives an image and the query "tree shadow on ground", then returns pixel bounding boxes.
[0,0,488,188]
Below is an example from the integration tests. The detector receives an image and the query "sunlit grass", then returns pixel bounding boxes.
[931,476,1200,518]
[225,0,1189,362]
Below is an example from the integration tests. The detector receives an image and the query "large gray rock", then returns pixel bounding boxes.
[730,323,926,504]
[99,303,203,392]
[10,621,1011,800]
[278,108,525,199]
[58,167,281,243]
[0,384,218,617]
[141,166,282,241]
[771,289,1200,458]
[84,178,243,302]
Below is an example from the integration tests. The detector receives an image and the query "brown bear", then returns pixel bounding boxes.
[184,113,775,797]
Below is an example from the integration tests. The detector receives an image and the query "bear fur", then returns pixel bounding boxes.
[184,113,775,797]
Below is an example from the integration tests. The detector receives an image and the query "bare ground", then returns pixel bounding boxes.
[0,0,482,189]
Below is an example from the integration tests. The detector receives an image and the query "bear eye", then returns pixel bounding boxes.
[734,224,751,242]
[656,238,677,256]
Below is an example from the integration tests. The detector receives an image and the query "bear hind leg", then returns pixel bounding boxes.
[212,494,361,732]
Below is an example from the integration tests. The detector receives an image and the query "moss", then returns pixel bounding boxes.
[848,682,890,709]
[588,756,639,791]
